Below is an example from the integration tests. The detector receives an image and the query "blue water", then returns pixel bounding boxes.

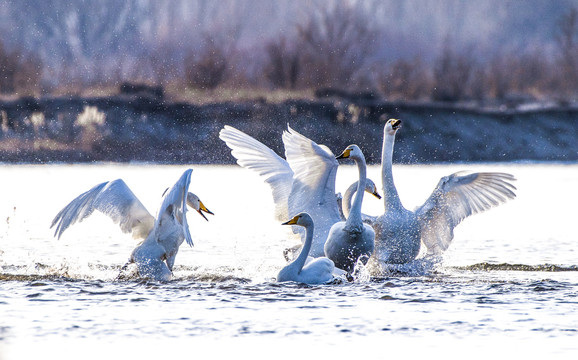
[1,163,577,358]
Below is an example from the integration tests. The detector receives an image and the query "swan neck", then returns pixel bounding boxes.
[347,156,366,227]
[382,131,403,211]
[342,182,358,219]
[293,222,314,271]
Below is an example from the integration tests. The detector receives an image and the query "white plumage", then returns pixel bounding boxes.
[339,178,381,222]
[368,119,517,271]
[51,169,213,281]
[324,145,376,273]
[219,125,379,258]
[277,213,335,284]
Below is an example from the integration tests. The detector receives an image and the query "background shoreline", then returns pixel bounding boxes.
[1,95,576,164]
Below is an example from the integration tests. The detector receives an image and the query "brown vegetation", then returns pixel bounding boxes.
[264,37,300,90]
[2,4,578,105]
[0,39,43,96]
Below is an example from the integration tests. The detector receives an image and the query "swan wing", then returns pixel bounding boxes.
[154,169,194,247]
[51,179,155,240]
[416,172,517,254]
[283,125,340,221]
[301,257,335,284]
[219,125,293,221]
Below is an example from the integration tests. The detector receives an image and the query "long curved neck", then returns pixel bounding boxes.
[346,156,366,227]
[293,222,313,272]
[342,181,358,219]
[382,131,403,211]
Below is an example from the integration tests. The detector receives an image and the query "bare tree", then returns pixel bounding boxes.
[295,2,379,89]
[556,7,578,95]
[184,35,229,91]
[148,42,185,87]
[0,38,43,95]
[377,57,431,100]
[264,37,300,89]
[431,40,478,102]
[0,40,18,93]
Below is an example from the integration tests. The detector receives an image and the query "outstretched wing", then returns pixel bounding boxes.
[219,125,293,221]
[283,125,340,222]
[155,169,194,247]
[51,179,155,240]
[416,172,517,255]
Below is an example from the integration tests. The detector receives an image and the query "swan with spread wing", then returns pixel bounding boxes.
[368,119,517,271]
[219,125,380,258]
[51,169,213,281]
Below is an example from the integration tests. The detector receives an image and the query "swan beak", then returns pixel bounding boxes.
[390,118,402,130]
[282,216,299,225]
[197,201,214,221]
[336,148,352,159]
[372,190,382,200]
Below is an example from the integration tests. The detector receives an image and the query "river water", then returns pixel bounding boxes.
[0,163,577,358]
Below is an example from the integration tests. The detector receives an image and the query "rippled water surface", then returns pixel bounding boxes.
[1,163,577,358]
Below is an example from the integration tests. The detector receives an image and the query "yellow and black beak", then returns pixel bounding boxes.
[282,215,299,226]
[390,118,402,130]
[372,190,382,200]
[336,148,352,160]
[197,201,214,221]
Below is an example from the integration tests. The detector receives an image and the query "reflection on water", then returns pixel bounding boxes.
[0,163,577,356]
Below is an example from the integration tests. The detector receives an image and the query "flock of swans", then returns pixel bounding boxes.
[50,119,517,284]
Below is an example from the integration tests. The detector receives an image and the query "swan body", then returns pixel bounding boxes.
[219,125,379,258]
[371,207,421,264]
[277,213,335,284]
[51,169,213,281]
[368,119,517,269]
[324,145,376,272]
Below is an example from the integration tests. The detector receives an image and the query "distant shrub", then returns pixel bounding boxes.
[29,112,45,136]
[0,38,43,95]
[377,57,432,100]
[294,2,378,89]
[184,36,229,91]
[555,7,578,96]
[147,42,183,86]
[431,42,478,102]
[264,37,300,89]
[75,106,107,151]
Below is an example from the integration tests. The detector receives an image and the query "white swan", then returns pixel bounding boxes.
[369,118,517,268]
[277,213,335,284]
[50,169,213,281]
[324,145,376,272]
[339,178,381,222]
[219,125,379,258]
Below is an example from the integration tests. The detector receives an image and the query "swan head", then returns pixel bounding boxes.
[365,178,382,199]
[186,192,214,221]
[282,212,313,227]
[385,118,402,135]
[336,144,364,161]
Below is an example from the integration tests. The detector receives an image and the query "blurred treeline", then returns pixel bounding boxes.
[2,1,578,104]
